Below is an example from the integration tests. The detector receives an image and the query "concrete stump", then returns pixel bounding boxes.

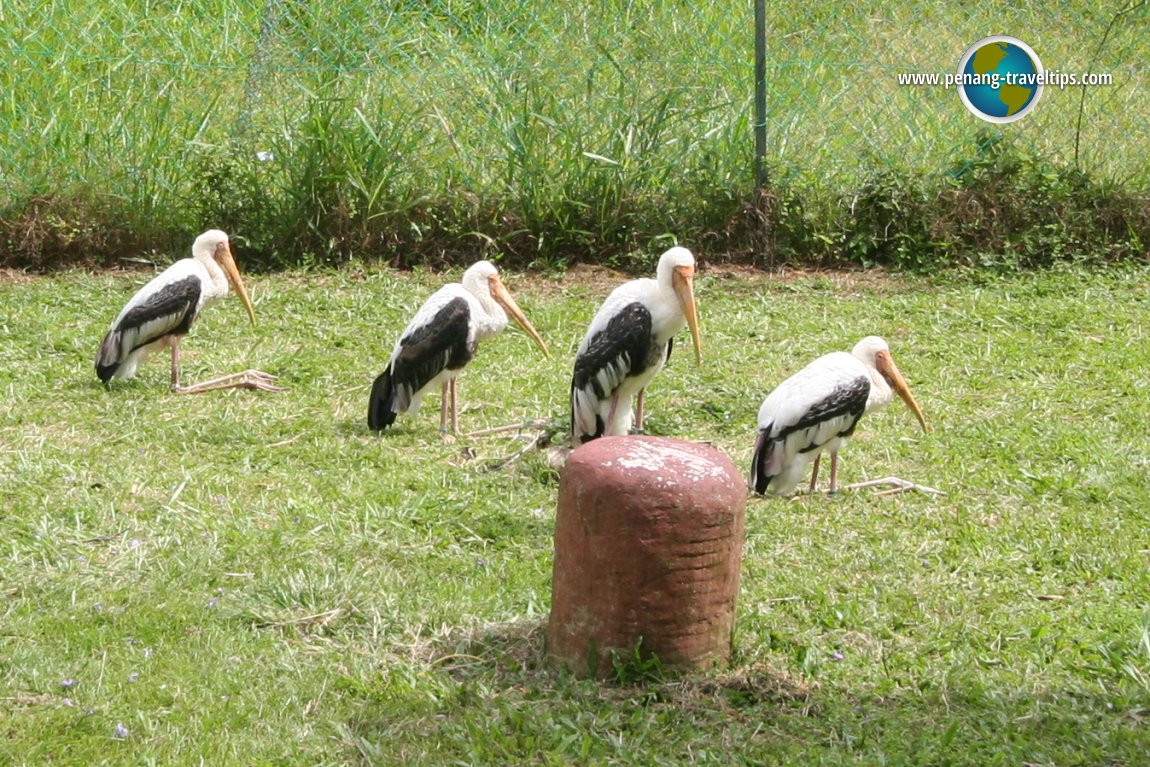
[548,436,746,677]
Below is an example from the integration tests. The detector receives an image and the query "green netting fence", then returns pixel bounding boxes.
[0,0,1146,268]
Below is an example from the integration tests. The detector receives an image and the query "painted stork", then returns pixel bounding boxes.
[367,260,550,434]
[749,336,929,496]
[570,246,702,446]
[94,229,281,393]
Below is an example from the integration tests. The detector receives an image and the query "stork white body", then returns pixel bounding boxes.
[367,260,548,433]
[570,247,701,446]
[749,336,927,496]
[94,230,275,393]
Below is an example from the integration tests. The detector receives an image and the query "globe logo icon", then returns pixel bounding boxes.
[957,36,1044,123]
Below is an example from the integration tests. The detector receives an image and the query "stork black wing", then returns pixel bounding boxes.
[570,302,654,443]
[95,275,201,382]
[121,276,202,340]
[750,376,870,495]
[783,375,869,448]
[388,297,473,411]
[572,302,654,398]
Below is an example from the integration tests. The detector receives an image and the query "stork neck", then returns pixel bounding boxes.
[866,366,893,411]
[197,253,230,299]
[644,278,685,339]
[475,290,497,317]
[472,291,507,338]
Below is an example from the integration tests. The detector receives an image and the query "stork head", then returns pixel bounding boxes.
[193,230,256,325]
[851,336,928,432]
[463,260,549,357]
[656,247,702,364]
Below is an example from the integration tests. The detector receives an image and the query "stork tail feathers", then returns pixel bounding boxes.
[570,386,605,447]
[95,331,121,383]
[749,427,774,495]
[367,368,399,431]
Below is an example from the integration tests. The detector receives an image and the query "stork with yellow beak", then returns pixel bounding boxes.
[570,246,703,446]
[367,260,550,434]
[749,336,929,496]
[95,229,280,393]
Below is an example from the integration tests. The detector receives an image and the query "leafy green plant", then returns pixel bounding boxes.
[608,638,667,686]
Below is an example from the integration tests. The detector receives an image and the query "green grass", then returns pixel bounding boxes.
[2,260,1149,765]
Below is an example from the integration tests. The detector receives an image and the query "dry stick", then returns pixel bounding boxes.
[463,419,549,438]
[429,653,485,667]
[844,476,945,496]
[485,434,551,472]
[262,608,342,628]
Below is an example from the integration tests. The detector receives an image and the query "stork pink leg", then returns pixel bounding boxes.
[604,394,621,436]
[808,454,821,493]
[167,333,281,393]
[438,381,450,432]
[450,377,459,434]
[169,339,182,391]
[635,388,646,433]
[829,452,840,495]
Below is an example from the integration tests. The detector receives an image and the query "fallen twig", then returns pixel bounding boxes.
[464,419,549,438]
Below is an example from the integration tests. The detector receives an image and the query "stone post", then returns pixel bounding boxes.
[548,436,746,677]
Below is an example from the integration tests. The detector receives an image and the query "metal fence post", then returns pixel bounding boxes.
[754,0,767,190]
[753,0,769,264]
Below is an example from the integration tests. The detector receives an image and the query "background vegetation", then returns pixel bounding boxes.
[2,264,1149,764]
[1,0,1147,271]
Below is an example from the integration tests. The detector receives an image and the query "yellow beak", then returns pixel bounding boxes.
[875,349,928,432]
[490,275,549,357]
[672,265,702,364]
[214,241,256,325]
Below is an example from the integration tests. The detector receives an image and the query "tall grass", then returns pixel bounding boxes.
[0,0,1147,269]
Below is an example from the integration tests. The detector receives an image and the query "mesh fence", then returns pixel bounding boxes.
[764,1,1149,190]
[0,0,1146,264]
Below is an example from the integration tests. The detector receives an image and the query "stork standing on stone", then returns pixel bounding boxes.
[94,229,280,393]
[749,336,931,496]
[570,246,702,446]
[367,260,549,434]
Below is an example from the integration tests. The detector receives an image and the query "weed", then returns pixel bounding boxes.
[609,639,667,687]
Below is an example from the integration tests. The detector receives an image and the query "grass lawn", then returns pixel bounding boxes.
[2,261,1149,765]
